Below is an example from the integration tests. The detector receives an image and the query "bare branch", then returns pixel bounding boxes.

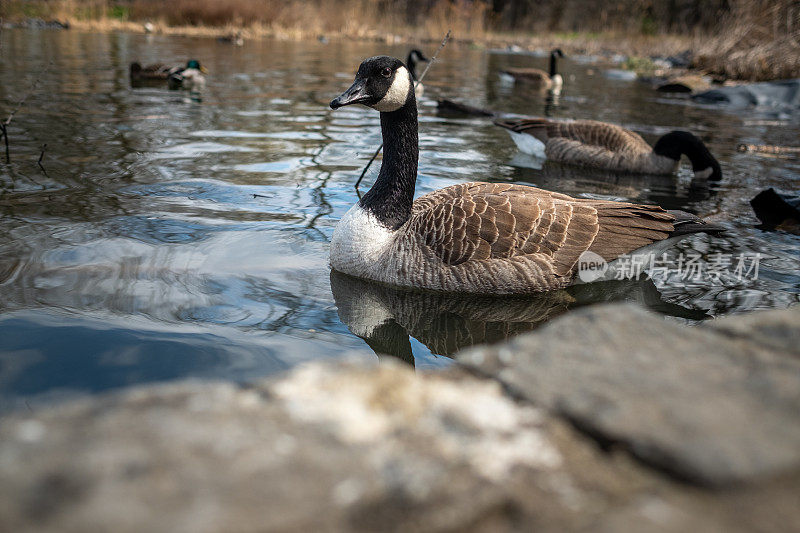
[2,62,52,163]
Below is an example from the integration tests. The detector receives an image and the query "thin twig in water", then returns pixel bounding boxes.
[37,143,50,180]
[1,62,51,163]
[354,30,452,192]
[1,124,8,164]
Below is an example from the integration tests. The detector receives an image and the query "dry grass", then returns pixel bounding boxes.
[2,0,798,81]
[693,0,800,81]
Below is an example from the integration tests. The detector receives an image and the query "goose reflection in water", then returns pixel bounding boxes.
[330,271,709,366]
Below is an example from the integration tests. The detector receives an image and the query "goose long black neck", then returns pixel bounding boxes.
[549,51,559,78]
[359,99,419,229]
[406,52,418,80]
[653,130,722,180]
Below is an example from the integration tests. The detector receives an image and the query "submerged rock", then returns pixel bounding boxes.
[656,75,711,93]
[459,303,800,487]
[603,69,638,81]
[692,79,800,110]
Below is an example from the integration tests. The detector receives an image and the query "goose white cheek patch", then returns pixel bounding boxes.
[371,66,411,112]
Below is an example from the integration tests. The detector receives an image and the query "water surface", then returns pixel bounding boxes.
[1,29,798,408]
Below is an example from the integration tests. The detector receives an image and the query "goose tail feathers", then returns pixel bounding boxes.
[666,210,726,237]
[493,118,551,142]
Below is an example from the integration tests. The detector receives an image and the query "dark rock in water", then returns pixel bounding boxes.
[751,188,800,233]
[667,50,693,69]
[8,18,69,30]
[460,303,800,487]
[656,75,711,94]
[692,79,800,110]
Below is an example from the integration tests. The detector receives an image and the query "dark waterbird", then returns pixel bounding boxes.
[751,188,800,234]
[501,48,565,90]
[327,55,724,295]
[494,117,722,180]
[130,59,207,90]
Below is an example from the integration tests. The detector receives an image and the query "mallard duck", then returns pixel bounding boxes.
[129,62,179,81]
[167,60,208,91]
[327,56,723,295]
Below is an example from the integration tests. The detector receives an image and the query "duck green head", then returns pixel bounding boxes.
[186,60,208,73]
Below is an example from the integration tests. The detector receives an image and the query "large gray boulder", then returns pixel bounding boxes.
[459,304,800,487]
[4,358,796,533]
[2,305,800,532]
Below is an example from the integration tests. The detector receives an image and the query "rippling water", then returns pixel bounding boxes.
[1,29,798,407]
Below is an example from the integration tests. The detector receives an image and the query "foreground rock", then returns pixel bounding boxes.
[1,304,799,532]
[460,304,800,487]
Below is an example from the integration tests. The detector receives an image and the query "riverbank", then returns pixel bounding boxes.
[2,13,798,82]
[1,303,798,531]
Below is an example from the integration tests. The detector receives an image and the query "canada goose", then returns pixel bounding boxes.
[328,56,723,295]
[501,48,564,90]
[494,118,722,180]
[406,49,429,97]
[167,60,208,91]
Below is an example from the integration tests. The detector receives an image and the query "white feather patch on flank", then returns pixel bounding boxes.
[507,131,547,158]
[372,66,411,112]
[694,167,714,179]
[499,72,516,85]
[330,204,396,278]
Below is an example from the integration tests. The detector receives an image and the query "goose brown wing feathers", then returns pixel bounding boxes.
[495,118,652,154]
[503,68,550,83]
[407,182,676,280]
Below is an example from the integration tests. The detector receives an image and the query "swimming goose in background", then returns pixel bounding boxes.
[167,60,208,91]
[328,56,723,295]
[406,49,429,97]
[494,118,722,180]
[501,48,564,90]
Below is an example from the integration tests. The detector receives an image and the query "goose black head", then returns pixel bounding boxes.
[551,48,564,58]
[330,56,414,113]
[653,131,722,181]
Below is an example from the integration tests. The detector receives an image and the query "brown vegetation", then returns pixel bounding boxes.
[2,0,798,81]
[693,0,800,81]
